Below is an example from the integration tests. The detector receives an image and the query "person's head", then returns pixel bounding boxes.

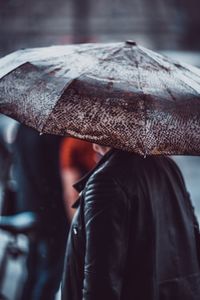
[92,143,111,156]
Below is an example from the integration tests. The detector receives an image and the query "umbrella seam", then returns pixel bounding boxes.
[158,76,177,102]
[175,73,200,95]
[132,48,147,157]
[140,46,200,94]
[40,72,90,134]
[139,46,170,72]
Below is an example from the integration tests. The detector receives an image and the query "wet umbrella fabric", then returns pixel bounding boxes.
[0,41,200,155]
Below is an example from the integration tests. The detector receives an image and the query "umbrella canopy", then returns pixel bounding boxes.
[0,41,200,155]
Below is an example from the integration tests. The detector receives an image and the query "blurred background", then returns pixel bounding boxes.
[0,0,200,54]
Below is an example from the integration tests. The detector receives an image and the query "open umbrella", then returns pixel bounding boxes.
[0,40,200,155]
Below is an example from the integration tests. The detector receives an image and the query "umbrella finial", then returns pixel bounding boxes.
[125,40,137,46]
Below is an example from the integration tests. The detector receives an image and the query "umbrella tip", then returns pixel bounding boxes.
[125,40,137,46]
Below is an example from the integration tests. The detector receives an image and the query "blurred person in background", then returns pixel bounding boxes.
[0,135,12,215]
[60,137,96,221]
[12,124,68,300]
[62,144,200,300]
[0,115,17,216]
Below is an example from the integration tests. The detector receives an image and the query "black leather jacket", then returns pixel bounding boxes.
[62,149,200,300]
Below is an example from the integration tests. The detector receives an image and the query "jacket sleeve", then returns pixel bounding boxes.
[187,192,200,267]
[82,173,129,300]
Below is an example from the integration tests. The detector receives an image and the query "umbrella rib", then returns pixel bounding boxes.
[182,71,200,87]
[177,61,200,78]
[140,47,200,96]
[176,73,200,95]
[132,49,147,156]
[140,47,200,92]
[40,71,89,134]
[139,47,170,72]
[102,46,123,61]
[158,75,177,102]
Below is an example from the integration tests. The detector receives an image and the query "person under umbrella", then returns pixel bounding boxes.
[62,143,200,300]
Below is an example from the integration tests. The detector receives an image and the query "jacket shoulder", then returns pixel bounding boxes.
[85,150,138,198]
[86,150,187,200]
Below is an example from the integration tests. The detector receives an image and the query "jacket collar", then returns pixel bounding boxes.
[73,148,116,193]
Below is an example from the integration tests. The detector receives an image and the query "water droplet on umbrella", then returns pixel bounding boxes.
[144,150,147,159]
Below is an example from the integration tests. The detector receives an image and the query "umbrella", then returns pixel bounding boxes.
[0,40,200,156]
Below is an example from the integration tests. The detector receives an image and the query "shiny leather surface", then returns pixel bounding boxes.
[62,150,200,300]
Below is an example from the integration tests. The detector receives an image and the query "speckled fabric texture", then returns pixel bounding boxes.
[0,42,200,155]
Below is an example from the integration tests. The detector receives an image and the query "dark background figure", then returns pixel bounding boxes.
[0,115,16,216]
[0,136,12,215]
[12,124,68,300]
